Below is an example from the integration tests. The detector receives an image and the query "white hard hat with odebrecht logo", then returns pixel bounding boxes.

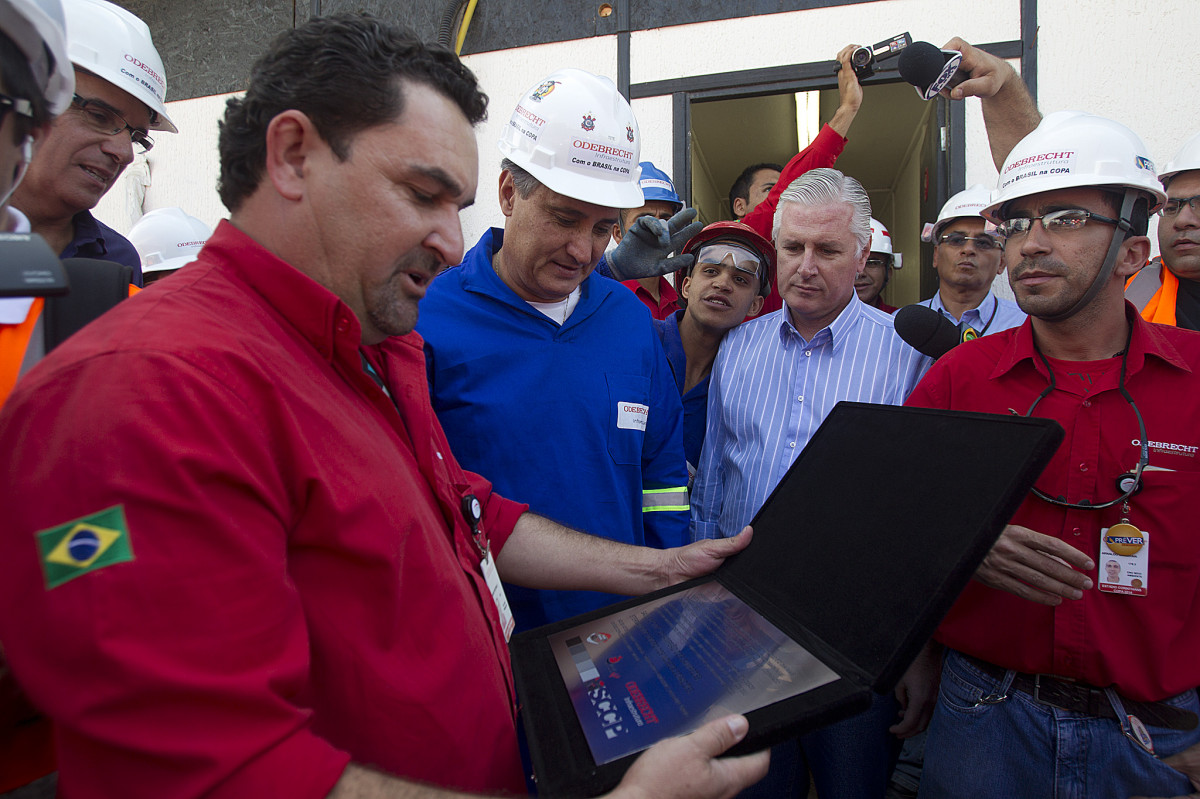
[62,0,176,133]
[129,207,210,274]
[498,67,643,209]
[983,110,1165,221]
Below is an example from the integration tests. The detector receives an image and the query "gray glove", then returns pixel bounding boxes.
[606,207,703,281]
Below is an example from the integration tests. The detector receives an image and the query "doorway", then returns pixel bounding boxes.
[685,79,947,307]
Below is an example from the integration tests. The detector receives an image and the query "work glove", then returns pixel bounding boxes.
[606,207,703,281]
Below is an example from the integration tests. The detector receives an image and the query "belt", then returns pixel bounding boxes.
[962,654,1198,731]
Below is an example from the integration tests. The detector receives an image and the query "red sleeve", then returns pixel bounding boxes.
[0,353,350,799]
[741,123,848,239]
[472,474,529,554]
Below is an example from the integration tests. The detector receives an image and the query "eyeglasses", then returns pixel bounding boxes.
[1159,194,1200,218]
[937,232,1002,251]
[70,94,154,154]
[865,256,892,269]
[696,243,766,281]
[0,93,33,124]
[996,208,1123,238]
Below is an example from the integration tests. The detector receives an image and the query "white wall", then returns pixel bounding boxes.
[92,0,1200,273]
[95,92,232,237]
[629,0,1019,82]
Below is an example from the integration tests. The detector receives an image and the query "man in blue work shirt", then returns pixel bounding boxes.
[654,220,773,479]
[690,167,933,799]
[418,68,690,632]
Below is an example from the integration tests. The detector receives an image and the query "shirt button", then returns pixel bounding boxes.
[1082,399,1092,408]
[1079,463,1089,472]
[797,395,804,402]
[804,351,812,357]
[335,316,351,334]
[1072,527,1081,536]
[788,442,796,448]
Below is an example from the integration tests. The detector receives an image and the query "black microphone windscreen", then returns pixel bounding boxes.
[894,304,961,360]
[897,41,945,89]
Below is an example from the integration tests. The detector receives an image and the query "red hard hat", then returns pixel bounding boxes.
[680,220,776,297]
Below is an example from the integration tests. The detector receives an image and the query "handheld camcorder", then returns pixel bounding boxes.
[847,32,912,80]
[0,233,69,297]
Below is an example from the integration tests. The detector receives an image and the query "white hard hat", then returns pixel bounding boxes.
[869,218,902,269]
[497,68,642,209]
[129,207,210,274]
[930,184,994,240]
[0,0,75,115]
[1159,130,1200,186]
[62,0,176,133]
[983,111,1166,222]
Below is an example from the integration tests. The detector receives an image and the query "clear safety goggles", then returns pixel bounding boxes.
[695,243,766,281]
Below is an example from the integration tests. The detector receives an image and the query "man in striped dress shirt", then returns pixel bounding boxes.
[690,168,933,799]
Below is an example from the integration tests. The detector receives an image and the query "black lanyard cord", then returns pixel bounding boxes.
[1023,323,1148,510]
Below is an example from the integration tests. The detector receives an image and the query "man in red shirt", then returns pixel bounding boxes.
[853,218,900,313]
[613,161,684,319]
[906,103,1200,797]
[0,15,768,799]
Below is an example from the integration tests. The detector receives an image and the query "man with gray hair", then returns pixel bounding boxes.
[691,168,933,798]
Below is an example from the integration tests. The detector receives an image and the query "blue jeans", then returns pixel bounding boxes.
[920,649,1200,799]
[738,691,900,799]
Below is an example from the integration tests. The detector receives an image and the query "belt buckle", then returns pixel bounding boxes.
[1031,674,1075,712]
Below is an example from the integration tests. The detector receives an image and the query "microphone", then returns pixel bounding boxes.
[898,41,966,100]
[894,304,963,359]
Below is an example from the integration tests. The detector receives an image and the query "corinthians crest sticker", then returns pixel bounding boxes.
[581,114,596,132]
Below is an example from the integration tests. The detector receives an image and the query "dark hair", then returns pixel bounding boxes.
[1100,189,1150,238]
[728,162,782,217]
[0,29,51,143]
[218,14,488,212]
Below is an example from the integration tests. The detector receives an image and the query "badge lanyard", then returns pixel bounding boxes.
[939,294,999,340]
[1019,323,1149,529]
[462,494,516,641]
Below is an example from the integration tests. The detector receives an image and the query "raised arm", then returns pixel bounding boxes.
[939,37,1041,170]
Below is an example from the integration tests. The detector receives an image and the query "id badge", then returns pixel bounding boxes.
[481,551,516,641]
[1098,524,1149,596]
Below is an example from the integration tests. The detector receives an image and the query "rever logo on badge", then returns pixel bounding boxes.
[617,402,649,431]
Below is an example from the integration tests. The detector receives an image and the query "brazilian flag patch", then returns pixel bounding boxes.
[37,505,134,590]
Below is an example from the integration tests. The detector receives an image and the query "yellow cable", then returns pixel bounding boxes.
[455,0,478,55]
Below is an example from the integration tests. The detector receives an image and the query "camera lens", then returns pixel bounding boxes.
[851,47,872,67]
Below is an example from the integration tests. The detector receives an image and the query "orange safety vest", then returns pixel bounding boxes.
[0,298,46,407]
[0,285,139,407]
[1124,258,1178,326]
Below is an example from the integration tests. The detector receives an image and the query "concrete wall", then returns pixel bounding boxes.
[93,0,1200,275]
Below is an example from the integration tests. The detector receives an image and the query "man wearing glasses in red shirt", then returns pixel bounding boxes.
[906,82,1200,797]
